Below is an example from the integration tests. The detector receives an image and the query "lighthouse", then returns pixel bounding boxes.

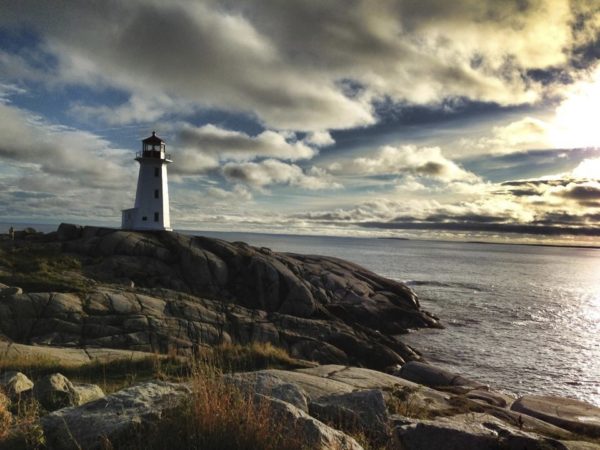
[121,131,172,231]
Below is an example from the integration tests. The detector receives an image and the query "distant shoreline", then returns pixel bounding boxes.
[2,221,599,251]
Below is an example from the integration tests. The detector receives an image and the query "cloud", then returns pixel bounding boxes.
[178,123,315,164]
[304,131,335,147]
[206,184,253,202]
[559,182,600,201]
[70,94,196,125]
[329,145,480,182]
[0,102,131,188]
[222,159,341,190]
[2,0,595,132]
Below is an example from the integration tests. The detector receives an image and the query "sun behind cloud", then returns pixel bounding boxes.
[550,66,600,149]
[572,158,600,180]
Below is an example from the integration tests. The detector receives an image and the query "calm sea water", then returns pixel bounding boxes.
[192,230,600,407]
[4,224,599,406]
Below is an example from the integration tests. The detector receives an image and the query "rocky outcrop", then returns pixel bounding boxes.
[392,413,572,450]
[0,285,424,370]
[42,381,191,450]
[58,224,440,333]
[0,224,443,370]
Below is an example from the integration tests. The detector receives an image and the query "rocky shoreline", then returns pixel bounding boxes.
[0,224,599,449]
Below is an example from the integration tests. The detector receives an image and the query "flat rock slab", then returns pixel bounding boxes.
[400,361,485,389]
[511,395,600,438]
[0,342,162,366]
[296,365,420,393]
[392,413,578,450]
[233,365,455,420]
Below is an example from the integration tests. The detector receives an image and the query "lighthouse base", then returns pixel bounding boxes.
[121,208,172,231]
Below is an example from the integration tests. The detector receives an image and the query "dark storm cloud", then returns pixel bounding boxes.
[496,178,570,196]
[559,184,600,200]
[533,211,600,225]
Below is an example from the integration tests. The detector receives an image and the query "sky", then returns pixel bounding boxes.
[1,0,600,245]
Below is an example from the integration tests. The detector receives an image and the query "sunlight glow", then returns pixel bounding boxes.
[572,158,600,179]
[550,67,600,149]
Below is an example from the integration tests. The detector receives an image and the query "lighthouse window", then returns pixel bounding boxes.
[154,189,159,199]
[154,167,160,177]
[154,212,159,222]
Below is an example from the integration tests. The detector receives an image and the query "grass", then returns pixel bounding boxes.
[0,242,89,293]
[0,353,187,395]
[143,367,307,450]
[0,391,45,450]
[199,342,313,372]
[0,392,10,441]
[0,343,308,398]
[0,344,313,450]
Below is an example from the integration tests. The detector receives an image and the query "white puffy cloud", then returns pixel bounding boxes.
[304,131,335,148]
[222,159,341,190]
[329,145,480,182]
[0,102,131,188]
[172,124,319,175]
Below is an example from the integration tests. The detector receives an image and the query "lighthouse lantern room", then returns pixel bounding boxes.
[121,131,172,231]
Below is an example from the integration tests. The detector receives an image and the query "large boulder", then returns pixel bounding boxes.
[309,389,390,444]
[0,371,33,398]
[33,373,103,411]
[511,395,600,438]
[42,381,191,450]
[257,394,364,450]
[225,371,309,412]
[34,373,79,410]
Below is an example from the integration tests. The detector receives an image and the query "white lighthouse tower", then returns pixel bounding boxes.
[121,131,172,231]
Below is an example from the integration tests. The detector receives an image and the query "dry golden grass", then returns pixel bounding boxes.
[202,341,312,372]
[0,392,10,441]
[0,342,317,449]
[0,392,45,450]
[146,366,307,450]
[0,352,190,393]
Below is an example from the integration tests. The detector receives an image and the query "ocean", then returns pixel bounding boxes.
[193,230,600,407]
[4,223,599,406]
